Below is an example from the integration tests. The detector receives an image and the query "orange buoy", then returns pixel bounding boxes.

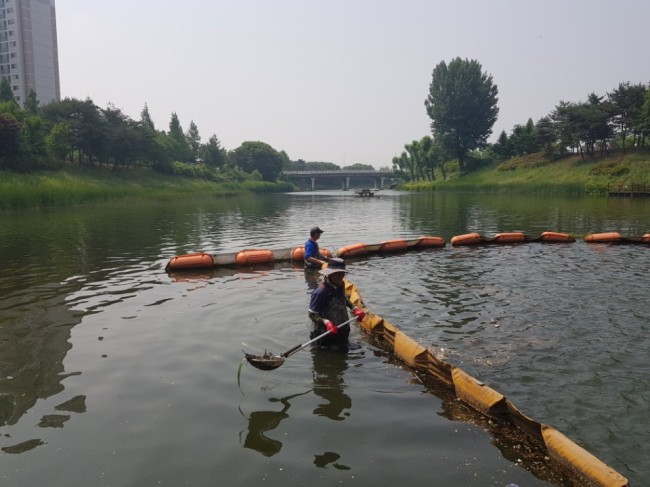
[235,249,275,265]
[291,246,306,260]
[539,231,575,243]
[642,234,650,244]
[451,233,482,246]
[585,232,622,243]
[494,232,526,243]
[379,239,408,253]
[166,252,214,270]
[414,236,445,248]
[292,246,332,260]
[337,242,368,257]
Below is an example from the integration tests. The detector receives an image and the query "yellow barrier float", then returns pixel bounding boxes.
[343,276,629,487]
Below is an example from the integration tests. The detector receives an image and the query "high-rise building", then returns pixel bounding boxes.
[0,0,60,105]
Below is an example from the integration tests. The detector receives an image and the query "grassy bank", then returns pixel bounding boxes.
[401,150,650,194]
[0,166,294,210]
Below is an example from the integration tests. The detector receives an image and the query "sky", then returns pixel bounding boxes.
[56,0,650,169]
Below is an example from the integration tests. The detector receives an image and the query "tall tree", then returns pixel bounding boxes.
[140,103,155,131]
[186,120,201,161]
[24,90,40,115]
[230,141,283,181]
[201,134,227,168]
[425,57,499,172]
[168,112,192,162]
[608,82,646,151]
[0,77,14,103]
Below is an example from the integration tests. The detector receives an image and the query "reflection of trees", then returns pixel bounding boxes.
[0,281,85,449]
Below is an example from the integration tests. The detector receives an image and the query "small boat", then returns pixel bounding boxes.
[354,188,381,197]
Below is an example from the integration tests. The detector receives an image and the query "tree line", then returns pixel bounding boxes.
[4,61,649,185]
[393,57,650,182]
[0,77,298,182]
[0,76,382,185]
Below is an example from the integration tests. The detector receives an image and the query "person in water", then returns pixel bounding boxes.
[308,258,366,347]
[304,226,329,269]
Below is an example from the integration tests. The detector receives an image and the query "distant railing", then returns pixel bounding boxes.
[608,182,649,196]
[282,169,394,175]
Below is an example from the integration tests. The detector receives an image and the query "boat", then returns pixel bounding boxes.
[354,188,381,197]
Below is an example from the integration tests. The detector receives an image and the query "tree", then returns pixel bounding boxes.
[230,141,283,181]
[24,90,40,115]
[140,103,155,131]
[201,134,227,168]
[41,97,106,164]
[168,112,192,162]
[535,116,556,157]
[46,122,72,162]
[0,77,14,103]
[492,130,511,160]
[608,82,646,151]
[0,112,22,158]
[425,57,499,172]
[640,87,650,147]
[186,120,201,161]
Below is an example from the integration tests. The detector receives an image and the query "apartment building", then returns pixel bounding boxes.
[0,0,60,105]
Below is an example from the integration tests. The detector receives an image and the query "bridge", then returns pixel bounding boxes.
[281,169,397,191]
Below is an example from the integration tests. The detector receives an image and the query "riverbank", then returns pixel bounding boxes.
[0,167,294,210]
[401,149,650,194]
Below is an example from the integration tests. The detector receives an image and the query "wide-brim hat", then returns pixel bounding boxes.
[319,257,350,276]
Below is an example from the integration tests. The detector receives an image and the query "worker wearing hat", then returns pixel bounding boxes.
[304,226,329,269]
[308,258,365,347]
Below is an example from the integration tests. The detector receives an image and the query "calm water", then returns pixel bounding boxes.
[0,190,648,487]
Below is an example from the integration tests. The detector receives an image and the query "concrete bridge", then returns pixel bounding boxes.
[281,169,397,191]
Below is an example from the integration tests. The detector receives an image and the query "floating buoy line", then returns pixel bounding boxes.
[165,238,636,485]
[165,231,649,271]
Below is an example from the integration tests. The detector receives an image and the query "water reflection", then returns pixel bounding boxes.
[240,347,354,459]
[239,391,308,457]
[311,348,352,421]
[303,268,320,291]
[0,283,83,428]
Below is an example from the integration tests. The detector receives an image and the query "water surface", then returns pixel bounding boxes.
[0,190,647,486]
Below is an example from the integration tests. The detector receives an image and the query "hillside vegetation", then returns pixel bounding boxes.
[401,149,650,195]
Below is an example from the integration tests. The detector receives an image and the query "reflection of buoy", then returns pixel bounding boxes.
[494,232,526,243]
[414,236,445,248]
[585,232,622,243]
[337,243,368,257]
[451,233,482,246]
[379,239,408,253]
[539,231,575,243]
[235,249,275,265]
[166,252,214,270]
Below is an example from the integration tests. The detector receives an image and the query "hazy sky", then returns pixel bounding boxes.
[56,0,650,168]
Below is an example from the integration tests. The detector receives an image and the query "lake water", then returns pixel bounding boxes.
[0,190,647,486]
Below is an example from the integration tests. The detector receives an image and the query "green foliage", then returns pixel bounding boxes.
[230,141,283,181]
[588,159,630,177]
[0,77,14,103]
[425,57,499,172]
[497,153,553,171]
